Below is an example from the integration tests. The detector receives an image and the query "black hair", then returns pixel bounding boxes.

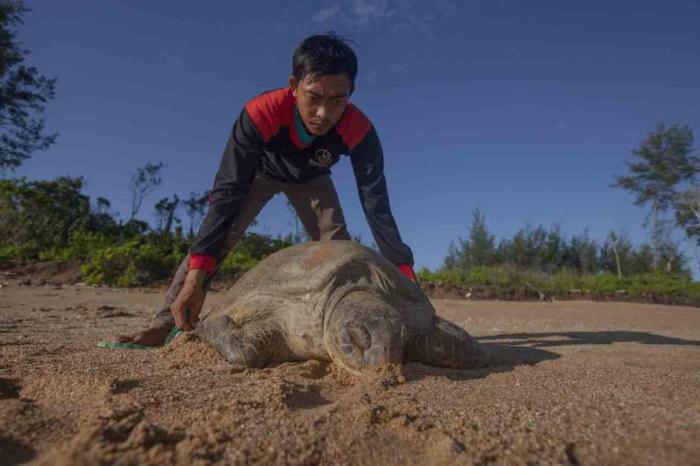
[292,33,358,94]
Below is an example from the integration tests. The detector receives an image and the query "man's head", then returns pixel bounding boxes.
[289,34,358,136]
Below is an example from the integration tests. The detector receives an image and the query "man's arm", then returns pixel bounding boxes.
[172,108,264,330]
[350,126,416,279]
[189,108,264,266]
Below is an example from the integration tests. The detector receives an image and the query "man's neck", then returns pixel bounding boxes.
[294,105,317,145]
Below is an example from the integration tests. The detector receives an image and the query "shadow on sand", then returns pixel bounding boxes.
[400,343,561,382]
[477,331,700,348]
[383,330,700,383]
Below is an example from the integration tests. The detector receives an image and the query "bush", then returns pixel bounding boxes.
[80,237,186,287]
[0,244,19,263]
[218,233,291,277]
[39,230,114,262]
[219,250,259,276]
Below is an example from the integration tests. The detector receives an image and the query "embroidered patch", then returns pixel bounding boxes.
[309,148,335,168]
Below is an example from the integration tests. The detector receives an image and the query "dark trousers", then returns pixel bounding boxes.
[150,173,351,329]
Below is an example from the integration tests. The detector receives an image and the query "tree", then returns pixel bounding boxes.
[182,191,207,238]
[612,123,698,269]
[154,194,180,234]
[0,1,56,173]
[674,184,700,233]
[564,231,599,274]
[0,176,90,257]
[600,231,625,277]
[129,162,164,220]
[443,208,495,270]
[95,196,111,215]
[89,196,118,235]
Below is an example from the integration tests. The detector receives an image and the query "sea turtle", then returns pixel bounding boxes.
[194,241,489,374]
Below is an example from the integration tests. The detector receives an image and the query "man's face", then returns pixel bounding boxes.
[289,73,352,136]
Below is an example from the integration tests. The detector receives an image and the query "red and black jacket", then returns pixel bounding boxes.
[189,88,414,274]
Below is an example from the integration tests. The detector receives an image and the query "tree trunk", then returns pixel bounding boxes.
[612,243,622,278]
[651,202,659,270]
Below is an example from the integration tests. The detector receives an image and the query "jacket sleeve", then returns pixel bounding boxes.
[189,108,263,260]
[350,126,414,266]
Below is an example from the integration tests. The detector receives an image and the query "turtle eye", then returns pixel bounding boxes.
[347,322,371,350]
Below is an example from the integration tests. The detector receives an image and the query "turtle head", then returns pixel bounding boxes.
[324,290,403,374]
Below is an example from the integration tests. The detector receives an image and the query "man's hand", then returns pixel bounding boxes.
[171,268,207,331]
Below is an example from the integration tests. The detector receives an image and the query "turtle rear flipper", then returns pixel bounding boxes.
[194,315,277,368]
[408,317,489,369]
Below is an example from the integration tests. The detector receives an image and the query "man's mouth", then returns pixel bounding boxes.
[309,122,327,132]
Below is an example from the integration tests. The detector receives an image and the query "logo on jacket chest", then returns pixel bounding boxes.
[308,148,336,168]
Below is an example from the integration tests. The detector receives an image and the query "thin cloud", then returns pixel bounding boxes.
[311,0,460,36]
[312,5,341,23]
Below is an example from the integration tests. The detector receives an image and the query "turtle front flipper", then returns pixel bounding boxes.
[324,291,403,374]
[194,315,277,368]
[407,317,490,369]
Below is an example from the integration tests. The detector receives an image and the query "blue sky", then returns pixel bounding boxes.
[14,0,700,271]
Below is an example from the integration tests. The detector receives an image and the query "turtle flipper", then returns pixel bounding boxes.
[407,317,490,369]
[324,291,403,374]
[194,315,275,368]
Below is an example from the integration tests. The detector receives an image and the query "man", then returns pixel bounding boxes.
[117,33,416,347]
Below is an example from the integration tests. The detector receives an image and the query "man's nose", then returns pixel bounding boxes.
[315,105,327,119]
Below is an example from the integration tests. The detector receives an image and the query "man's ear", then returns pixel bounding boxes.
[288,75,298,96]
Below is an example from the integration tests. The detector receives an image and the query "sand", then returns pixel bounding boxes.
[0,281,698,465]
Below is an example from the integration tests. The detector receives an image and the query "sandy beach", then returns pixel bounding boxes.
[1,282,698,465]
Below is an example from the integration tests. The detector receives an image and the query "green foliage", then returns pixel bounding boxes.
[0,0,57,172]
[612,122,699,268]
[444,208,495,269]
[420,265,699,302]
[612,123,697,210]
[38,230,113,262]
[445,208,691,277]
[219,251,259,276]
[0,173,295,286]
[0,243,18,262]
[551,268,580,292]
[80,235,187,287]
[0,176,91,258]
[417,266,465,286]
[674,187,700,245]
[1,171,697,303]
[219,233,292,276]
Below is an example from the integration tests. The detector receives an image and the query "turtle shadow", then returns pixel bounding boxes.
[477,331,700,348]
[402,343,560,382]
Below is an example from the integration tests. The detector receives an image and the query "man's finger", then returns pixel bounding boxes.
[181,308,193,331]
[183,308,193,331]
[172,305,183,329]
[172,304,192,331]
[186,307,199,329]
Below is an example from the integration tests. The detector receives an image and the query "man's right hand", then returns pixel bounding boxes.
[170,268,208,331]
